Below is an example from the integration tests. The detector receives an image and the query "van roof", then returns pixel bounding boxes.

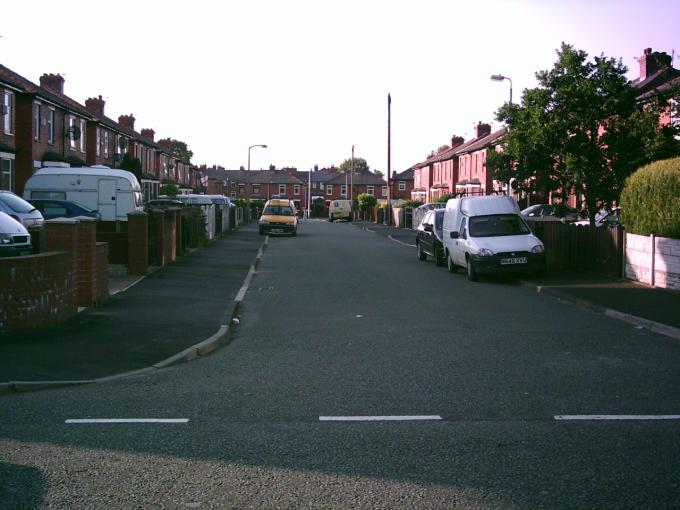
[34,165,140,183]
[459,195,519,216]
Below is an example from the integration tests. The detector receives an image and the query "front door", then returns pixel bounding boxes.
[98,179,117,221]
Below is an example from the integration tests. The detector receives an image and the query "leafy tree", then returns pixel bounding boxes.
[489,43,680,224]
[338,157,370,174]
[170,139,194,162]
[119,153,143,181]
[357,193,377,220]
[434,193,455,203]
[373,169,384,177]
[437,144,450,153]
[160,179,179,197]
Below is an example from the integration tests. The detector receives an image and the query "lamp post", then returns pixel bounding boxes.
[490,74,513,104]
[247,144,267,220]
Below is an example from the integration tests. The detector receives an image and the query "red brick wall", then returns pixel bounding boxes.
[0,251,77,332]
[96,242,109,302]
[127,212,148,276]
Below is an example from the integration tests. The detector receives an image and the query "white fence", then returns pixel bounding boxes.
[625,233,680,290]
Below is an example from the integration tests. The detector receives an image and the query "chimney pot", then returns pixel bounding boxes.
[39,73,65,95]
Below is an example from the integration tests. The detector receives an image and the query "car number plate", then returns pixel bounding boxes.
[270,228,283,233]
[500,257,527,265]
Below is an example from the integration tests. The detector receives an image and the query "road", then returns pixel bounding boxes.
[2,219,680,509]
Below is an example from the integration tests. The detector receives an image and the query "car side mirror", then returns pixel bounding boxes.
[424,224,433,232]
[450,231,459,239]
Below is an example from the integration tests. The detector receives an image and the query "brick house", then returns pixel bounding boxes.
[325,171,388,205]
[390,167,415,201]
[455,124,508,197]
[0,67,94,194]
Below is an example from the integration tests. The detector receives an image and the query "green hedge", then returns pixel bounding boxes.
[620,157,680,238]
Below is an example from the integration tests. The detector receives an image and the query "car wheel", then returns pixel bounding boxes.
[435,246,446,266]
[447,254,458,273]
[467,258,478,281]
[417,242,427,261]
[259,229,264,235]
[292,230,297,237]
[329,218,334,223]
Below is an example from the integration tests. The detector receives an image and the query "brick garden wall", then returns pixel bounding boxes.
[0,252,76,332]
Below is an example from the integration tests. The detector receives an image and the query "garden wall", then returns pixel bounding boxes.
[625,233,680,290]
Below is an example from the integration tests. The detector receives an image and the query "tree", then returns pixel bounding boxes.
[169,139,194,162]
[119,153,143,181]
[373,169,384,177]
[338,157,370,174]
[489,43,680,224]
[160,179,179,197]
[357,193,377,220]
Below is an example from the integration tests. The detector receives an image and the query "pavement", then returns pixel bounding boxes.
[0,223,266,394]
[1,219,679,394]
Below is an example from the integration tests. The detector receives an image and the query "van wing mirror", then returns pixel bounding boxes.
[450,231,459,239]
[424,224,433,232]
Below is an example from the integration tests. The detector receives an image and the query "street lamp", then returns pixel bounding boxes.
[246,144,267,220]
[490,74,513,104]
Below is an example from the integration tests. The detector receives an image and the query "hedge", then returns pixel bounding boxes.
[620,157,680,238]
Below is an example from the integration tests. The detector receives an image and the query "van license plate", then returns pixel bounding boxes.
[270,228,283,233]
[500,257,527,265]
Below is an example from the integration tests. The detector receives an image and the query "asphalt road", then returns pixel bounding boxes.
[2,219,680,509]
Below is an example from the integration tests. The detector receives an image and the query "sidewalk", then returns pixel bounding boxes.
[0,224,265,393]
[354,221,680,340]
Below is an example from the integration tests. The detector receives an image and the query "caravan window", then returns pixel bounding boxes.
[30,190,66,200]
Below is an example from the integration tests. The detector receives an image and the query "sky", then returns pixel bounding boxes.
[2,0,678,174]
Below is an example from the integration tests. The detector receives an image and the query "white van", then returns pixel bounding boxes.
[442,195,545,281]
[329,199,352,222]
[23,165,143,222]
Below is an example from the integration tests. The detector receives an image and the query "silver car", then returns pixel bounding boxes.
[0,211,32,257]
[0,190,44,227]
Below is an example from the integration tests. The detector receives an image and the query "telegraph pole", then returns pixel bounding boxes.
[386,94,391,226]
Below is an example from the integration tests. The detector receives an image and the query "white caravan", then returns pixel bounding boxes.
[442,195,546,281]
[23,166,143,221]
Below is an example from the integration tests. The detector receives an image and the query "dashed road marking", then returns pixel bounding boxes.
[319,415,442,422]
[554,415,680,421]
[65,418,189,424]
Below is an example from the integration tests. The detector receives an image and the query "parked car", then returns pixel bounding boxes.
[574,207,622,227]
[27,199,100,220]
[521,203,580,223]
[0,211,32,257]
[443,196,546,281]
[0,190,44,228]
[416,208,446,266]
[259,198,298,236]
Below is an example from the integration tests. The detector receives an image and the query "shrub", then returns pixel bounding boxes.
[620,157,680,238]
[160,180,180,197]
[399,199,423,208]
[434,194,455,203]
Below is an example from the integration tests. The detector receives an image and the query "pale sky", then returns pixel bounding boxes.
[2,0,678,174]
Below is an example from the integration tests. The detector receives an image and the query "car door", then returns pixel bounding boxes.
[453,216,468,266]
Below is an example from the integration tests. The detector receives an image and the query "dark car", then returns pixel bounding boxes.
[416,208,446,266]
[27,199,100,220]
[521,203,580,222]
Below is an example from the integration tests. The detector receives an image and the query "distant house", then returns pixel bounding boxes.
[390,167,415,201]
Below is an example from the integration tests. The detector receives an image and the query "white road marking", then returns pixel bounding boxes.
[554,415,680,421]
[388,235,416,247]
[319,415,442,422]
[65,418,189,424]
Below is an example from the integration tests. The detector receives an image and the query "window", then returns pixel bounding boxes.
[312,182,317,189]
[326,184,333,195]
[69,116,76,149]
[231,191,236,198]
[3,91,13,135]
[80,120,86,153]
[104,131,109,158]
[1,156,15,191]
[382,186,388,196]
[253,185,260,194]
[294,184,300,195]
[96,128,101,157]
[340,184,347,197]
[33,102,41,141]
[239,184,245,194]
[47,109,54,144]
[367,185,374,195]
[399,181,406,191]
[279,184,286,195]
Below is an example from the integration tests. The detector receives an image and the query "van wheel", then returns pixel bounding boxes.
[435,246,446,266]
[467,259,478,281]
[447,254,458,273]
[329,218,334,223]
[417,243,427,261]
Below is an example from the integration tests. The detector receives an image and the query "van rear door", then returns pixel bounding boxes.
[98,179,117,221]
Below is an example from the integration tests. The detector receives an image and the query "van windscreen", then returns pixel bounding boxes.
[469,214,530,237]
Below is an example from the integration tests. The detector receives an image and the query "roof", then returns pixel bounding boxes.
[392,167,414,180]
[454,127,508,155]
[326,172,386,185]
[635,72,680,101]
[632,67,680,97]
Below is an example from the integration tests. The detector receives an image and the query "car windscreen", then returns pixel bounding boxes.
[469,214,530,237]
[0,193,36,213]
[263,206,293,216]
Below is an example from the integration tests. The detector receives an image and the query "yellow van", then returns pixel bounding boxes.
[259,199,298,236]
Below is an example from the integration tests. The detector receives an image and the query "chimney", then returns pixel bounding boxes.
[639,47,672,80]
[39,73,65,95]
[85,95,106,118]
[157,138,172,150]
[140,128,155,142]
[475,122,491,139]
[451,135,464,148]
[118,114,136,131]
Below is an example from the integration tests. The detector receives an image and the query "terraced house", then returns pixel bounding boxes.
[0,64,201,199]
